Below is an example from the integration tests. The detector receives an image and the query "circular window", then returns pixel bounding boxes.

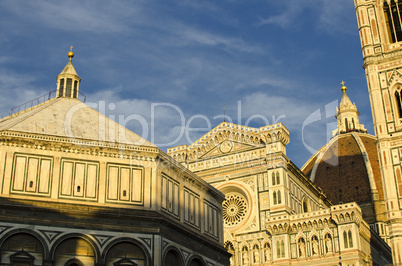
[223,193,248,226]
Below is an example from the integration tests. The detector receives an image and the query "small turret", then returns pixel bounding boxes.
[56,46,81,99]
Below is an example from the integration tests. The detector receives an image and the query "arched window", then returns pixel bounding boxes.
[276,240,285,258]
[1,233,44,265]
[277,191,281,204]
[395,90,402,118]
[54,238,95,265]
[276,241,281,258]
[384,0,402,43]
[273,191,277,205]
[343,231,348,248]
[303,200,308,213]
[272,172,276,185]
[276,172,280,185]
[343,230,353,249]
[345,118,349,131]
[65,259,83,266]
[348,230,353,248]
[105,242,147,265]
[164,249,184,266]
[189,258,205,266]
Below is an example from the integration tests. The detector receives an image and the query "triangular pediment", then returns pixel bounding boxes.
[186,122,264,160]
[387,69,402,86]
[10,250,35,261]
[199,140,259,159]
[168,122,290,163]
[113,258,138,265]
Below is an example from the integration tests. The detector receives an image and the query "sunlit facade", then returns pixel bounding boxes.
[354,0,402,263]
[168,108,392,265]
[0,52,230,266]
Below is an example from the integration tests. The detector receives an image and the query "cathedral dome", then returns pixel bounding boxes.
[302,133,382,202]
[302,84,386,225]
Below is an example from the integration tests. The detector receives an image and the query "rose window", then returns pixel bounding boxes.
[223,193,248,226]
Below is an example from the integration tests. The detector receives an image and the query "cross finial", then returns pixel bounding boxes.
[340,81,347,93]
[68,45,74,59]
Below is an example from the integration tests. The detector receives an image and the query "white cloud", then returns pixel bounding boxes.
[257,0,355,35]
[0,1,140,33]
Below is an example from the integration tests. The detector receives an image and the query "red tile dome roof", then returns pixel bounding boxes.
[302,132,385,223]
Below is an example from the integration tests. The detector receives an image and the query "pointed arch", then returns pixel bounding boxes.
[263,242,271,262]
[348,230,353,248]
[252,244,260,264]
[298,237,305,257]
[343,230,348,248]
[311,235,319,255]
[324,233,333,253]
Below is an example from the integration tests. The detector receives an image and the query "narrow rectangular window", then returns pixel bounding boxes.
[65,78,72,97]
[73,80,78,98]
[58,79,65,97]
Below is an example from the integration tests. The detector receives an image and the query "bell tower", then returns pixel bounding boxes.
[355,0,402,263]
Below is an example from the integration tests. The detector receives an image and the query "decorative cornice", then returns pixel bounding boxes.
[0,131,158,161]
[0,130,158,153]
[363,50,402,69]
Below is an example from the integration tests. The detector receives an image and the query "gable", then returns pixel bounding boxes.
[186,122,264,161]
[387,69,402,86]
[198,140,260,159]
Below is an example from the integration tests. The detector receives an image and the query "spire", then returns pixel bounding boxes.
[332,81,367,136]
[56,46,81,99]
[339,81,353,108]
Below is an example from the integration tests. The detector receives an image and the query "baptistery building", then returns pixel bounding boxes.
[0,51,230,266]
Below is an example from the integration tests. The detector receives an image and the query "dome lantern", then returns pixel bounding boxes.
[56,46,81,99]
[332,81,367,136]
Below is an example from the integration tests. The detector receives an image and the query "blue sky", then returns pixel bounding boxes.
[0,0,371,168]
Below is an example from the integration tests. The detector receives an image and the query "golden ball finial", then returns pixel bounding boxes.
[68,45,74,59]
[340,81,347,93]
